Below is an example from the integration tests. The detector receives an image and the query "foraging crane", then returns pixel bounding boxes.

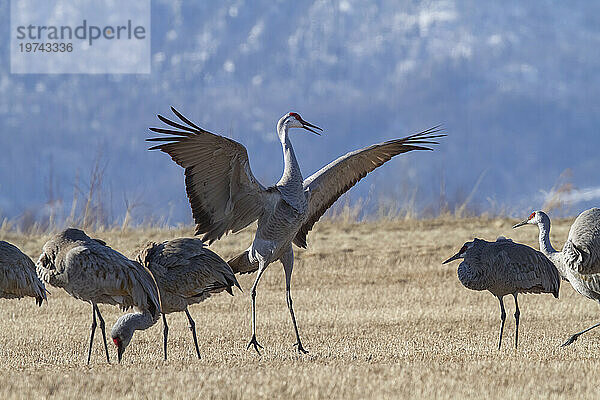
[134,238,241,359]
[36,228,161,363]
[0,241,46,306]
[443,237,560,349]
[513,208,600,346]
[149,107,443,354]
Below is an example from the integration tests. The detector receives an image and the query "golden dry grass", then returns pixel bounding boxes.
[1,217,600,399]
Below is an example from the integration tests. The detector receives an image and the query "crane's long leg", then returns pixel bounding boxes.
[497,296,506,350]
[281,248,308,354]
[184,308,201,359]
[87,303,97,364]
[93,304,110,364]
[162,313,169,360]
[562,322,600,347]
[247,261,267,355]
[513,294,520,349]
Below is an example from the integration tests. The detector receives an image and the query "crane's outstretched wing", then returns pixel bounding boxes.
[293,127,444,248]
[148,107,273,243]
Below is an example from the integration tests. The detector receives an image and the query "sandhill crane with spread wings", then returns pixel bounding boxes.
[443,237,560,349]
[134,238,240,359]
[514,208,600,346]
[0,241,46,306]
[149,107,443,353]
[36,228,161,363]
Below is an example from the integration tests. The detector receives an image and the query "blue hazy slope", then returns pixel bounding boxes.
[0,0,599,223]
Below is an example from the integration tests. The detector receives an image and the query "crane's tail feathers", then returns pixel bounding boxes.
[232,277,243,292]
[227,251,259,275]
[224,272,242,294]
[35,285,49,306]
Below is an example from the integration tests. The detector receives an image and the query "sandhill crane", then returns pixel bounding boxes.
[443,237,560,349]
[514,208,600,346]
[0,241,46,306]
[36,228,161,363]
[134,238,241,360]
[148,107,443,354]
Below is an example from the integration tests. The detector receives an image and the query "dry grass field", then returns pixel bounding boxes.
[1,217,600,399]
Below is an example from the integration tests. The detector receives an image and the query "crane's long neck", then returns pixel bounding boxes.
[536,217,568,278]
[276,126,306,209]
[537,219,557,257]
[114,310,157,334]
[277,128,303,188]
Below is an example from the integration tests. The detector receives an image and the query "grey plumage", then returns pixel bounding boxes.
[0,241,46,306]
[514,208,600,345]
[149,108,443,353]
[134,238,240,359]
[443,237,560,349]
[36,228,161,363]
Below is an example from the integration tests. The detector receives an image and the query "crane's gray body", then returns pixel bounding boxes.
[37,228,160,313]
[0,241,46,305]
[445,237,559,348]
[525,208,600,302]
[148,108,442,352]
[457,238,560,298]
[36,228,161,363]
[135,238,239,314]
[134,237,240,359]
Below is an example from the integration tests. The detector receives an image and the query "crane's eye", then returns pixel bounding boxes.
[288,112,300,120]
[528,212,536,220]
[459,244,468,254]
[112,338,119,346]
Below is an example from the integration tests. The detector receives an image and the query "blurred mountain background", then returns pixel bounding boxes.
[1,0,599,228]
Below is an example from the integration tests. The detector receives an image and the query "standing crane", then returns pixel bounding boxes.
[148,107,443,354]
[134,238,241,360]
[513,208,600,346]
[36,228,161,363]
[443,237,560,349]
[0,241,46,306]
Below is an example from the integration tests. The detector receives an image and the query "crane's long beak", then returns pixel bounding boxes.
[442,253,461,264]
[117,344,124,363]
[300,118,323,135]
[512,219,528,229]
